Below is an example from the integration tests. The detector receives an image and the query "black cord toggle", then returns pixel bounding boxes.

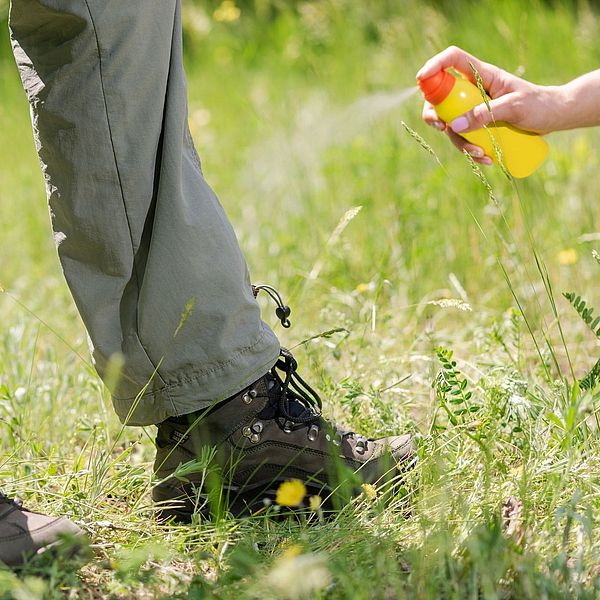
[252,284,292,328]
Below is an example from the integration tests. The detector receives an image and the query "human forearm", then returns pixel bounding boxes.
[553,70,600,131]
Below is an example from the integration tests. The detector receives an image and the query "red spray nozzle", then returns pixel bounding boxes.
[417,69,456,105]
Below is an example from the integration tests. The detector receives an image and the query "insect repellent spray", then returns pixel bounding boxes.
[418,69,548,178]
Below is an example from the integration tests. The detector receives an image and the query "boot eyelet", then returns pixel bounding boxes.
[249,389,257,398]
[325,433,331,442]
[250,433,260,443]
[307,424,319,442]
[355,445,365,455]
[242,426,252,437]
[252,421,264,433]
[242,393,253,404]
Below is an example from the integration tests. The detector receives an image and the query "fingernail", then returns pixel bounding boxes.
[431,121,445,131]
[450,116,469,133]
[481,157,493,165]
[468,147,484,158]
[416,68,424,79]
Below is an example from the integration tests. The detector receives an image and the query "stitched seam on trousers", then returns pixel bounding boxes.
[163,326,272,390]
[111,326,277,402]
[83,0,166,386]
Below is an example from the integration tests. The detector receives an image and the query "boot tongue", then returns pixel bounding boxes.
[284,397,318,419]
[262,373,319,421]
[256,376,280,419]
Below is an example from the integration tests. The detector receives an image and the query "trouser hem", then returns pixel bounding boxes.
[112,325,280,426]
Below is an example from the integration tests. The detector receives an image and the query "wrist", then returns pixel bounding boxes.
[537,84,573,133]
[549,84,577,131]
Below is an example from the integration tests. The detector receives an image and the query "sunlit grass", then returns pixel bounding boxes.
[1,0,600,597]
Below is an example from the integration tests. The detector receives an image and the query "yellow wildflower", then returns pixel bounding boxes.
[213,1,241,23]
[281,543,303,559]
[557,248,578,265]
[309,495,322,511]
[361,483,377,500]
[275,479,306,507]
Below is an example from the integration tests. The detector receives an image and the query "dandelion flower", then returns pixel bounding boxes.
[361,483,377,500]
[275,479,306,507]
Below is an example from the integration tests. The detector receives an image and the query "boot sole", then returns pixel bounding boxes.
[153,478,332,522]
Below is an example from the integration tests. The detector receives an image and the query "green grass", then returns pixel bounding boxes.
[1,0,600,597]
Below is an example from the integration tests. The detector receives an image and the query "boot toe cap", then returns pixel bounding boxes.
[376,434,415,463]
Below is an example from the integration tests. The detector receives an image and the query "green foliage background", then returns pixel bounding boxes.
[0,1,599,598]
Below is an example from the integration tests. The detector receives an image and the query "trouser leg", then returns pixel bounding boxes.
[9,0,280,425]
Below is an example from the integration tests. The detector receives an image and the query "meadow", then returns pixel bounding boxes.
[0,0,599,597]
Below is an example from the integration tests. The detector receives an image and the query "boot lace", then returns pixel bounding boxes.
[269,348,322,424]
[253,285,367,448]
[263,349,369,451]
[251,284,318,422]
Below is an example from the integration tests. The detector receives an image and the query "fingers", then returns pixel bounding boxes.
[416,45,502,92]
[416,45,486,82]
[445,129,492,165]
[449,102,493,133]
[449,94,520,134]
[422,101,445,130]
[422,100,491,164]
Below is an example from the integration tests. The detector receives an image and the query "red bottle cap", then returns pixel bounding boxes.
[417,69,456,105]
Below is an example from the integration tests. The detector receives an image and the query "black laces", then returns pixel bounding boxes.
[252,284,292,328]
[251,284,320,424]
[259,349,370,452]
[269,348,322,424]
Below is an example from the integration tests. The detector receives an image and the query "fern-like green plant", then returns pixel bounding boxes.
[579,357,600,391]
[432,347,480,427]
[563,288,600,390]
[431,347,491,460]
[563,292,600,336]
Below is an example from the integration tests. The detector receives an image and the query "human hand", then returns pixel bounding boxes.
[416,46,560,164]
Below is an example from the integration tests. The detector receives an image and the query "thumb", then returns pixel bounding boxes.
[450,95,517,133]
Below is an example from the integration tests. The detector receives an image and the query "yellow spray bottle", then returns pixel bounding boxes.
[418,69,548,178]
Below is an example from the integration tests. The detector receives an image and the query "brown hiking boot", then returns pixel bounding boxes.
[0,493,86,567]
[153,349,414,521]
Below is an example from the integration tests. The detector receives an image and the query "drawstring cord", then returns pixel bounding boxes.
[252,284,292,328]
[251,285,323,424]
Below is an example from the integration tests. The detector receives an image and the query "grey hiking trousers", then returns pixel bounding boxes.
[9,1,280,425]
